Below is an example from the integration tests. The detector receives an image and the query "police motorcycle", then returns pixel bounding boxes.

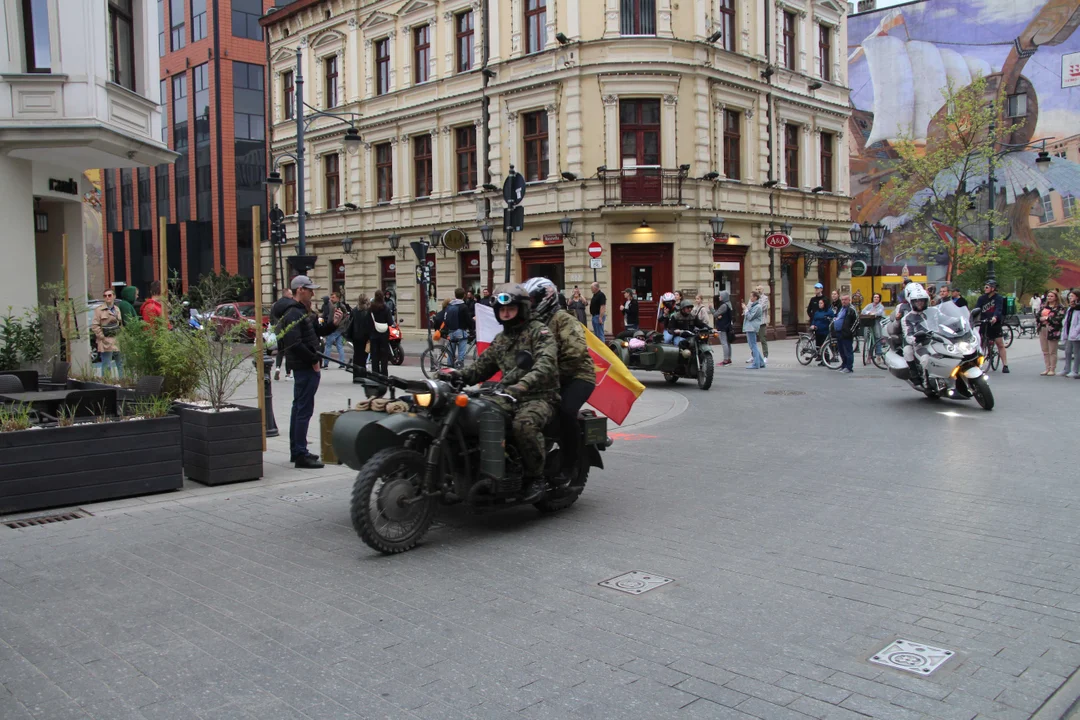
[330,358,612,555]
[609,328,715,390]
[882,301,994,410]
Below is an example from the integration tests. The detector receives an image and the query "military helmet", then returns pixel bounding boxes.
[679,299,694,311]
[492,283,531,328]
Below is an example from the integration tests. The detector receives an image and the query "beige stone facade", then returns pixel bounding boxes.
[263,0,853,334]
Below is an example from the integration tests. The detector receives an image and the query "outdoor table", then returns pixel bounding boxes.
[0,390,83,416]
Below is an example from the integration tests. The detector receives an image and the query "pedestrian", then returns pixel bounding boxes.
[834,293,858,373]
[384,289,397,324]
[806,283,825,323]
[742,291,765,369]
[321,291,350,368]
[621,288,639,331]
[589,282,606,339]
[852,289,864,312]
[1031,292,1042,316]
[927,284,938,306]
[568,287,587,324]
[367,290,393,376]
[464,288,477,328]
[1038,289,1066,376]
[755,285,769,363]
[951,287,968,308]
[140,281,165,324]
[976,280,1009,373]
[271,288,293,381]
[811,298,834,365]
[692,294,712,329]
[347,294,370,383]
[830,290,841,313]
[861,291,886,353]
[91,288,124,379]
[936,284,951,306]
[714,290,733,365]
[1062,290,1080,378]
[116,285,138,323]
[443,288,470,367]
[275,275,343,468]
[478,286,495,307]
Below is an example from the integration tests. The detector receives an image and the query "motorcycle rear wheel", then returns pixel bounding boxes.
[970,375,994,411]
[663,373,679,384]
[351,447,436,554]
[534,464,589,513]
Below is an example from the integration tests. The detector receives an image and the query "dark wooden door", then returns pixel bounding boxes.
[612,243,673,334]
[519,246,565,290]
[620,99,661,203]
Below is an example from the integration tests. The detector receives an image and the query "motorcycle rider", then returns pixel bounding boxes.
[523,277,597,486]
[902,283,931,385]
[668,299,710,348]
[975,279,1009,373]
[885,282,916,352]
[446,283,560,502]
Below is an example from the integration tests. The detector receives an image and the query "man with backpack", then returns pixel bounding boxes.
[442,287,472,366]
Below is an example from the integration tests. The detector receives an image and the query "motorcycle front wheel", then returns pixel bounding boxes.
[697,352,714,390]
[351,447,436,554]
[390,344,405,366]
[970,375,994,411]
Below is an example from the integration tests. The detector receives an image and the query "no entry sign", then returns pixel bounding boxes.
[588,241,603,258]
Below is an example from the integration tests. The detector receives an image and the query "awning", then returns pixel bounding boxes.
[785,240,822,254]
[784,240,859,257]
[820,241,859,256]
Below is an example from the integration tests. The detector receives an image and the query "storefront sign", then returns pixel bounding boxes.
[764,232,791,249]
[542,234,563,245]
[48,178,79,195]
[713,262,740,271]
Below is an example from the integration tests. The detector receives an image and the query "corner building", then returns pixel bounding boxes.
[100,0,274,297]
[263,0,853,335]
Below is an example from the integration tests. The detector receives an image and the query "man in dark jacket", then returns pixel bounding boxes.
[277,275,343,468]
[833,293,859,373]
[806,283,825,323]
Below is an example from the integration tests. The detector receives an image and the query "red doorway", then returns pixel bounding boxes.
[612,243,672,334]
[620,99,661,203]
[519,246,565,289]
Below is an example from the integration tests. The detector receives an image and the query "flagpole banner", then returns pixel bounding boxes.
[474,303,502,381]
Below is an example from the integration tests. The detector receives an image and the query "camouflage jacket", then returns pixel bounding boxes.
[460,319,559,401]
[547,309,597,385]
[667,311,709,334]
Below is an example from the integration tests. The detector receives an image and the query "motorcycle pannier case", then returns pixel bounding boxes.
[578,411,608,445]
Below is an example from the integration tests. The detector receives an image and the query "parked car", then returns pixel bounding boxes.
[209,303,271,342]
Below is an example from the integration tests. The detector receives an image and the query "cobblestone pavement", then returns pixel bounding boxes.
[2,338,1079,720]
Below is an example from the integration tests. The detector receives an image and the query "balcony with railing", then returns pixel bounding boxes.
[599,166,688,206]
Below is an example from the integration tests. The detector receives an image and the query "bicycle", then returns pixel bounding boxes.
[980,323,1001,372]
[862,317,890,369]
[796,330,842,369]
[420,331,477,379]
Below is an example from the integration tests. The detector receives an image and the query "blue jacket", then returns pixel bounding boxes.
[742,300,764,333]
[811,308,834,335]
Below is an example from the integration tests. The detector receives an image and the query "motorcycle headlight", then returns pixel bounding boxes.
[956,341,976,355]
[412,380,443,409]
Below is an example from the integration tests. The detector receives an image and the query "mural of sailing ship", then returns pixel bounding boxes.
[848,0,1080,288]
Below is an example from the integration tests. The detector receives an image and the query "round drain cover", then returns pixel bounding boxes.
[763,390,806,396]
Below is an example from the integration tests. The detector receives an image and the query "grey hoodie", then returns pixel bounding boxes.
[714,291,732,331]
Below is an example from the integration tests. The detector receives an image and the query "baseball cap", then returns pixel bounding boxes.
[290,275,320,290]
[814,283,823,289]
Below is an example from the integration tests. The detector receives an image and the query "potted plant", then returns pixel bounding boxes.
[0,397,182,514]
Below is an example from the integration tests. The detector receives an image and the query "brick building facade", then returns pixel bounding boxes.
[101,0,274,297]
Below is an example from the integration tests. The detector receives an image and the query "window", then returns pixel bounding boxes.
[232,0,263,40]
[170,0,185,50]
[283,164,296,215]
[158,0,165,56]
[121,169,134,229]
[619,100,661,202]
[324,154,340,208]
[109,0,136,90]
[1063,194,1076,220]
[324,56,338,107]
[138,168,152,228]
[818,25,831,81]
[1040,193,1055,223]
[820,132,834,192]
[1007,93,1028,118]
[523,111,549,182]
[376,143,393,202]
[194,63,211,222]
[722,109,741,180]
[160,79,168,143]
[456,126,477,191]
[456,11,474,72]
[525,0,546,54]
[105,171,118,232]
[716,0,735,52]
[620,0,656,36]
[156,164,170,220]
[782,11,796,71]
[233,61,264,142]
[172,72,190,221]
[414,25,430,84]
[283,71,294,119]
[784,123,799,188]
[192,0,206,41]
[375,38,390,95]
[414,135,433,198]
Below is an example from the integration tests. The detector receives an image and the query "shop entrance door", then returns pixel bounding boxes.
[612,243,672,334]
[519,246,565,290]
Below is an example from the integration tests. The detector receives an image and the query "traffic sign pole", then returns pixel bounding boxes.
[502,166,527,283]
[591,233,597,283]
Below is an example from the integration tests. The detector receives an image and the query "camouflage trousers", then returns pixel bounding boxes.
[491,397,553,477]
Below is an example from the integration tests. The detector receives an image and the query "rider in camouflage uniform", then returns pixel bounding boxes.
[452,283,559,501]
[523,277,596,485]
[667,299,710,346]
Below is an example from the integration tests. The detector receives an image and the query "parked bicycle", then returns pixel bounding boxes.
[796,329,841,369]
[420,331,477,378]
[863,317,890,369]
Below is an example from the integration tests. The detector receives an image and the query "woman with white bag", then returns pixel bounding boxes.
[367,290,393,375]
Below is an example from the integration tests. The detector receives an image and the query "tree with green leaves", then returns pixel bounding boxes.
[953,244,1057,299]
[881,75,1013,283]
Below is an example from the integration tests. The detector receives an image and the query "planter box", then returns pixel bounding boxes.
[0,416,183,514]
[176,404,263,486]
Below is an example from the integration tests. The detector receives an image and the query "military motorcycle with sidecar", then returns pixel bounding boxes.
[608,328,715,390]
[330,357,612,555]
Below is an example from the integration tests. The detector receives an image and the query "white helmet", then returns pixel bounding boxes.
[905,283,929,303]
[522,276,559,320]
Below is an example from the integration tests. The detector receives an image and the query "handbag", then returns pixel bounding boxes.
[373,320,389,334]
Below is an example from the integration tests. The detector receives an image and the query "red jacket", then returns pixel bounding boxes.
[141,297,164,324]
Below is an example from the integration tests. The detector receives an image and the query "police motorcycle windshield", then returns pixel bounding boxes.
[924,303,973,341]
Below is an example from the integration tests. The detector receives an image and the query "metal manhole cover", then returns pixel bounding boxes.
[763,390,806,396]
[277,492,324,503]
[869,639,954,675]
[599,571,674,595]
